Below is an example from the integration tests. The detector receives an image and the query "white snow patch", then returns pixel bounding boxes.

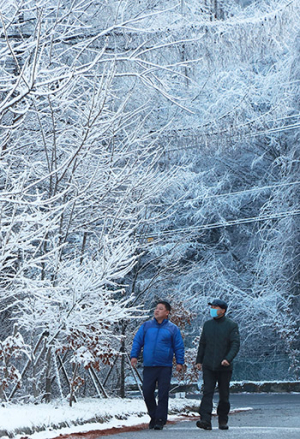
[0,397,194,439]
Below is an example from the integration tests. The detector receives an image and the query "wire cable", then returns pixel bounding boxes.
[144,207,300,241]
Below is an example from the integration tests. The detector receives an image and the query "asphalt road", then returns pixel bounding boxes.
[105,393,300,439]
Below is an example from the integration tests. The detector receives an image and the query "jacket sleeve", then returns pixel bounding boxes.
[225,323,240,363]
[173,327,185,364]
[196,326,206,364]
[130,324,145,359]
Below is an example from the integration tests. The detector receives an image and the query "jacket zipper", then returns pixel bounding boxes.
[153,321,164,365]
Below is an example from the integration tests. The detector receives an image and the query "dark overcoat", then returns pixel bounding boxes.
[196,315,240,371]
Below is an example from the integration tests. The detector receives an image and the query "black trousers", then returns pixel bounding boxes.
[142,366,172,423]
[199,367,232,424]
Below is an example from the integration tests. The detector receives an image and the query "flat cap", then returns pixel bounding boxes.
[208,299,228,310]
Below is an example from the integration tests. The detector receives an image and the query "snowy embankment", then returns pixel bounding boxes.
[0,397,197,439]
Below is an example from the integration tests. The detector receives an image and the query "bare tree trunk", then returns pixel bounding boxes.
[69,364,79,407]
[9,332,46,400]
[119,323,127,398]
[44,347,52,402]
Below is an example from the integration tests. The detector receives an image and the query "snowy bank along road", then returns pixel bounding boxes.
[106,394,300,439]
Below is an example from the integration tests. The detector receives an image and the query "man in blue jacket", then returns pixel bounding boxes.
[130,300,184,430]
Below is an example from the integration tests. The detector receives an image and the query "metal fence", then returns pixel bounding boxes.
[232,355,299,382]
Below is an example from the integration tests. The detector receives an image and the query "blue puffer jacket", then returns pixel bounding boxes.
[130,318,184,367]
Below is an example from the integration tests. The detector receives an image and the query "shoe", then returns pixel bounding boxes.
[149,418,156,429]
[154,419,164,430]
[219,423,229,430]
[196,420,212,430]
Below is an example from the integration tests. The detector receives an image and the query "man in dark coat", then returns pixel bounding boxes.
[130,300,184,430]
[196,299,240,431]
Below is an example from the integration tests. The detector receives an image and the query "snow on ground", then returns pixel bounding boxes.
[0,397,197,439]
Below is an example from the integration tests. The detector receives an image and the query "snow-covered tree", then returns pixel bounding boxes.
[1,0,300,400]
[0,0,197,400]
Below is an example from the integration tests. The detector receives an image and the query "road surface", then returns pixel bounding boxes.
[103,393,300,439]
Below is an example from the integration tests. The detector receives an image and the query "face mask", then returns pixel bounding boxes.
[210,308,219,318]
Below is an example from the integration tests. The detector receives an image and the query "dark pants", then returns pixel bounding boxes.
[199,367,232,424]
[142,366,172,423]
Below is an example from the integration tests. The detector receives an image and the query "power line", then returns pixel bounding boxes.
[187,180,300,203]
[149,180,300,212]
[143,181,300,242]
[145,207,300,242]
[161,118,300,153]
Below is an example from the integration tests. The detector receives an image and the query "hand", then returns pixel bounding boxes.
[131,358,138,368]
[196,363,202,371]
[176,364,183,372]
[221,359,230,367]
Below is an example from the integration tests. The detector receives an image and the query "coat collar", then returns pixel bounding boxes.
[154,318,168,325]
